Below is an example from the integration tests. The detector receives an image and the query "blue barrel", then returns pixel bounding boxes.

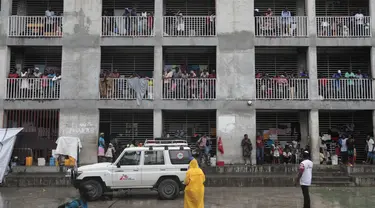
[49,157,55,166]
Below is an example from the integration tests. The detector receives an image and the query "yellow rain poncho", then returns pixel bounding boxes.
[184,159,205,208]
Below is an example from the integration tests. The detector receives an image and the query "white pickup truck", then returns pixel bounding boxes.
[70,140,192,201]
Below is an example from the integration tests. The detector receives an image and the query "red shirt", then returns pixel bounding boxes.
[8,73,19,83]
[256,136,264,148]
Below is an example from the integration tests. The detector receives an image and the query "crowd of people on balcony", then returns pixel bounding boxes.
[102,8,154,36]
[7,67,61,99]
[164,10,216,36]
[99,70,153,99]
[255,70,309,99]
[254,7,300,36]
[318,10,370,37]
[163,66,216,99]
[318,69,372,99]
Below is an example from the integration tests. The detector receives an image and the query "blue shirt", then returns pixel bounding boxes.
[98,137,105,148]
[65,199,87,208]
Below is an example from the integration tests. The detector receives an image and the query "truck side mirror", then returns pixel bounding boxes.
[117,163,121,168]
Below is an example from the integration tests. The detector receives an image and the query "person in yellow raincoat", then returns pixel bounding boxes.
[184,158,205,208]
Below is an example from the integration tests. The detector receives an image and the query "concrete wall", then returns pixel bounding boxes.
[217,110,256,164]
[59,108,99,164]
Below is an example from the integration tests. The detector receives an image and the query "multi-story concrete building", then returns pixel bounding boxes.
[1,0,374,165]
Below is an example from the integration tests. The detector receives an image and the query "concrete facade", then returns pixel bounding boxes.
[0,0,375,164]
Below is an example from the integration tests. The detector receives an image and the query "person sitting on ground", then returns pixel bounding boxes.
[283,146,292,164]
[58,185,89,208]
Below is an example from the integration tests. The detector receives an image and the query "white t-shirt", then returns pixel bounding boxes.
[340,138,348,152]
[368,138,374,152]
[300,159,313,186]
[355,13,364,25]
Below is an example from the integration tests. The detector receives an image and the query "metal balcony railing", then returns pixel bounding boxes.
[6,78,60,100]
[318,78,373,100]
[162,78,216,100]
[256,78,309,100]
[101,16,154,37]
[255,16,308,37]
[99,78,154,100]
[316,16,371,37]
[8,16,63,37]
[163,16,216,37]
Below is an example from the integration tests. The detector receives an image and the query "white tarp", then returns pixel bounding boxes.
[54,136,82,160]
[0,128,24,183]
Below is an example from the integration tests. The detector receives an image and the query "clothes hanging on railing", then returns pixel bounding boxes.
[127,77,148,105]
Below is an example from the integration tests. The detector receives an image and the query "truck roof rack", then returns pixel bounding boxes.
[144,139,188,147]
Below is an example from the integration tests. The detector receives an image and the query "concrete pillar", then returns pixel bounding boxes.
[371,47,375,98]
[305,0,316,37]
[154,0,163,38]
[61,0,102,100]
[307,46,318,100]
[0,109,4,128]
[153,46,163,100]
[296,0,305,16]
[373,111,375,137]
[59,108,100,165]
[153,109,162,138]
[309,109,320,164]
[1,0,12,38]
[369,0,375,38]
[299,111,309,148]
[216,0,255,101]
[217,110,256,164]
[0,47,10,99]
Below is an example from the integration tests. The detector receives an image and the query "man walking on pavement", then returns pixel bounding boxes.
[296,151,313,208]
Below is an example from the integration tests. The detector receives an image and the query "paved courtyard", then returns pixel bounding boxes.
[0,187,373,208]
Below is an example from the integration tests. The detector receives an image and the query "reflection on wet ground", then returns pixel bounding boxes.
[0,187,373,208]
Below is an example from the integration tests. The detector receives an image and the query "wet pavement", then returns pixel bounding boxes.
[0,187,373,208]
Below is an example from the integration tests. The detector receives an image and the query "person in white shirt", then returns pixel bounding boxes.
[296,151,313,208]
[339,136,349,165]
[354,10,364,36]
[365,135,374,164]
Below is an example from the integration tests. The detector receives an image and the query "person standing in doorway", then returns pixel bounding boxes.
[365,135,374,164]
[241,134,253,165]
[339,135,349,165]
[98,133,106,162]
[296,151,313,208]
[256,133,264,165]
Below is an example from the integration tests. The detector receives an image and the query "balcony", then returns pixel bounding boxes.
[6,78,60,100]
[163,16,216,37]
[316,16,371,38]
[318,78,373,100]
[99,78,154,100]
[162,78,216,100]
[256,78,309,100]
[101,16,154,37]
[8,16,63,38]
[255,16,308,37]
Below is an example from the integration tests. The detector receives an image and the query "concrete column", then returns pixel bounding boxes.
[296,0,305,16]
[305,0,316,38]
[370,0,375,38]
[59,108,100,165]
[0,47,10,99]
[1,0,12,38]
[371,47,375,98]
[299,111,309,148]
[309,109,320,164]
[153,46,163,100]
[154,0,163,38]
[217,110,256,164]
[153,109,162,138]
[0,109,4,128]
[216,0,255,101]
[61,0,102,100]
[307,46,318,100]
[373,111,375,138]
